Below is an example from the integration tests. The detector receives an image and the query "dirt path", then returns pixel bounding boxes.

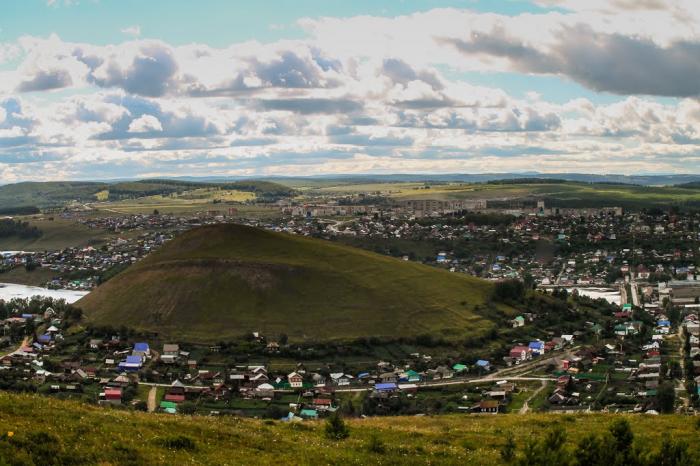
[147,386,157,412]
[519,379,547,414]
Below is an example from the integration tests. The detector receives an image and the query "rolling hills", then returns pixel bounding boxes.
[0,179,295,209]
[77,224,500,343]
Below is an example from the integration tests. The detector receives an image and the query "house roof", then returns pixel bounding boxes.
[375,383,397,390]
[133,342,149,351]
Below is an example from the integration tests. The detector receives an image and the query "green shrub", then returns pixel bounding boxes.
[366,433,386,454]
[160,435,197,451]
[324,412,349,441]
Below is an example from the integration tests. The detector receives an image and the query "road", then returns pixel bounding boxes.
[519,379,548,414]
[630,279,640,307]
[147,386,157,412]
[2,336,31,357]
[675,325,690,412]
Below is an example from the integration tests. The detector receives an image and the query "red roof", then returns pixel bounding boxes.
[313,398,332,405]
[164,393,185,403]
[104,388,121,399]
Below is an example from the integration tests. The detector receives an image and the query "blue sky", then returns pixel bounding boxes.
[0,0,699,180]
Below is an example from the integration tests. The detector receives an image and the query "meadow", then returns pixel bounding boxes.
[0,392,698,465]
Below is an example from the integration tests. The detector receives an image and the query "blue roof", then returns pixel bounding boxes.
[21,314,34,319]
[375,383,397,390]
[357,372,370,378]
[657,320,670,326]
[37,334,51,342]
[125,355,142,364]
[529,341,544,349]
[133,342,149,351]
[476,360,490,366]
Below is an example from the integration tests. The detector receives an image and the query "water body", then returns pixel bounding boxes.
[0,283,89,304]
[567,287,621,306]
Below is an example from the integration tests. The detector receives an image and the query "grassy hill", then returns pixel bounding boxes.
[0,392,697,465]
[78,224,499,343]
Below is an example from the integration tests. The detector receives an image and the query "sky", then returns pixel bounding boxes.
[1,0,700,181]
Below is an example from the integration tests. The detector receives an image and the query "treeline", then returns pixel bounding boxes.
[487,178,569,185]
[0,219,42,239]
[0,206,40,215]
[500,418,696,466]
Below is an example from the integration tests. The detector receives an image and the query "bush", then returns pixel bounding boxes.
[160,435,196,451]
[324,412,349,441]
[367,433,386,454]
[500,433,516,463]
[179,401,197,415]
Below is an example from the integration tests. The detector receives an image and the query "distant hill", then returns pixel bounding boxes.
[0,179,295,209]
[77,224,498,343]
[258,173,700,187]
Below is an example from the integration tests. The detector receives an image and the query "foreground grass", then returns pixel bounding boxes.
[0,393,698,465]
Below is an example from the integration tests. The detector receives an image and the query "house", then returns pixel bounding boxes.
[528,341,545,356]
[452,363,468,373]
[160,401,177,414]
[255,383,275,398]
[400,369,421,383]
[475,360,491,371]
[330,373,353,386]
[162,343,179,355]
[133,342,150,358]
[299,409,318,419]
[118,355,143,371]
[288,372,304,388]
[312,398,333,411]
[509,346,532,361]
[165,380,186,403]
[433,366,454,380]
[512,315,525,328]
[103,387,122,405]
[161,344,180,364]
[310,373,327,387]
[478,400,500,414]
[375,382,398,392]
[88,339,102,350]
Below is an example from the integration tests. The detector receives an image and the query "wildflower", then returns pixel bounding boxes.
[7,431,13,438]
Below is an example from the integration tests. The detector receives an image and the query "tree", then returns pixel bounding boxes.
[657,382,676,413]
[179,401,197,415]
[324,411,349,440]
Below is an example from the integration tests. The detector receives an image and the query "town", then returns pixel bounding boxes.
[1,192,699,421]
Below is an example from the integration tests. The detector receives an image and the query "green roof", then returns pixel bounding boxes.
[160,401,177,409]
[452,364,467,371]
[300,409,317,418]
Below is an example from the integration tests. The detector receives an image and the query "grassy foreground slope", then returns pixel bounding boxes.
[78,224,498,343]
[0,393,697,465]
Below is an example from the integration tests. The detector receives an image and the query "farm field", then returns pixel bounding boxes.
[0,217,116,251]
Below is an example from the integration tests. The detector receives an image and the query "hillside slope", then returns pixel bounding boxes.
[78,224,498,343]
[0,393,697,465]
